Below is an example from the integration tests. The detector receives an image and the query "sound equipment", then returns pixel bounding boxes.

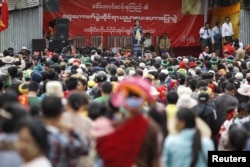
[241,0,250,9]
[48,39,72,52]
[32,39,46,52]
[55,18,69,40]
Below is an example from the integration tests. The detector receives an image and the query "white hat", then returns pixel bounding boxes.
[79,64,86,69]
[21,46,27,50]
[46,81,63,98]
[68,58,75,65]
[161,69,169,75]
[139,62,146,69]
[235,72,243,80]
[183,58,189,64]
[177,86,192,97]
[128,70,136,76]
[150,86,160,96]
[0,56,15,64]
[237,84,250,96]
[177,94,197,109]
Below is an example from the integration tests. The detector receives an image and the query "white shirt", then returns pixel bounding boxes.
[222,22,234,37]
[20,156,52,167]
[199,27,212,39]
[211,26,221,44]
[199,52,210,60]
[143,38,152,48]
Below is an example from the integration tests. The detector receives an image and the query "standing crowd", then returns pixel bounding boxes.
[0,18,250,167]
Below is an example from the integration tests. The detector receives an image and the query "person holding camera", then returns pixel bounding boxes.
[199,22,212,51]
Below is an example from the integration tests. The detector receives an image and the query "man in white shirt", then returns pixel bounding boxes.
[198,46,210,60]
[222,16,234,43]
[211,21,222,54]
[199,22,212,51]
[142,32,152,55]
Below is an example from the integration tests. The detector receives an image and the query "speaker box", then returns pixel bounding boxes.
[48,39,62,52]
[55,18,69,40]
[32,39,46,52]
[241,0,250,9]
[48,39,71,52]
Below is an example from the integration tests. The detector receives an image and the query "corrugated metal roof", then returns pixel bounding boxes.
[0,7,43,52]
[6,0,40,11]
[240,9,250,45]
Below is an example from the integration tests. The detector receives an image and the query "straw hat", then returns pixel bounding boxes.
[237,84,250,97]
[1,56,15,64]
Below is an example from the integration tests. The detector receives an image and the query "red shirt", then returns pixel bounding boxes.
[223,44,235,55]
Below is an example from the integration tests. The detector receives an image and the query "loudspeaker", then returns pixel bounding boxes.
[32,39,46,52]
[48,39,71,52]
[55,18,69,40]
[242,0,250,9]
[48,39,62,52]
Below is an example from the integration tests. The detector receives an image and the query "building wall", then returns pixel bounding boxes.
[0,6,43,52]
[240,9,250,45]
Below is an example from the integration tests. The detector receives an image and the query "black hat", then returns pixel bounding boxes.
[198,93,209,102]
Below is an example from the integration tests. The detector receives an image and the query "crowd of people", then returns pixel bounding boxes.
[0,19,250,167]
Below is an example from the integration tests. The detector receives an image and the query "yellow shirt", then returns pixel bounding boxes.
[166,104,178,119]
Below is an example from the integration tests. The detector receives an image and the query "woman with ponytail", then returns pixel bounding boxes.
[163,107,214,167]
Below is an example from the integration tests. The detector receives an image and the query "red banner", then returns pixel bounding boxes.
[43,0,204,47]
[0,0,9,32]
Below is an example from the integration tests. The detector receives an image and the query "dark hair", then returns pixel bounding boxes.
[1,103,28,133]
[238,103,246,113]
[148,105,168,138]
[41,96,63,118]
[78,78,88,90]
[167,91,178,104]
[101,81,113,94]
[189,78,197,91]
[228,125,248,151]
[158,72,167,83]
[7,66,18,78]
[0,90,18,108]
[176,108,201,167]
[110,75,118,82]
[46,69,56,80]
[17,117,49,155]
[225,83,235,91]
[52,65,61,74]
[41,71,48,81]
[178,74,186,85]
[67,92,89,111]
[244,101,250,114]
[51,54,59,63]
[88,101,103,120]
[196,80,208,89]
[66,77,78,91]
[135,68,143,76]
[25,62,34,69]
[28,82,39,92]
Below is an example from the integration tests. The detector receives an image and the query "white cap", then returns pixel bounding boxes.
[68,58,75,65]
[161,69,169,75]
[183,58,189,63]
[128,70,135,76]
[139,62,146,69]
[21,46,27,50]
[235,72,243,80]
